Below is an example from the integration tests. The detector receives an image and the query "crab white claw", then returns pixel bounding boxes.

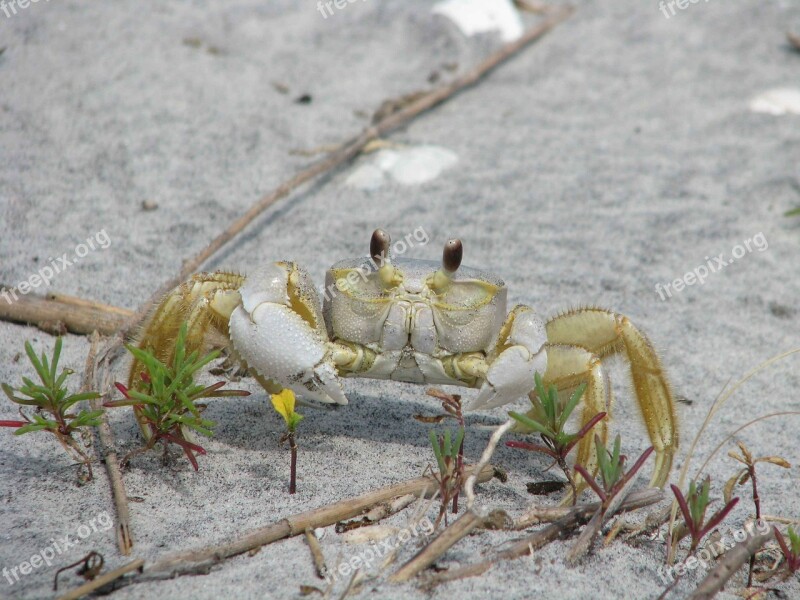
[228,262,347,405]
[469,306,547,410]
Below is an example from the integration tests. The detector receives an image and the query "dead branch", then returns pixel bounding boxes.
[147,464,495,576]
[99,7,575,362]
[304,528,328,579]
[423,488,664,587]
[56,558,144,600]
[0,291,131,335]
[88,342,134,555]
[389,510,484,583]
[688,531,774,600]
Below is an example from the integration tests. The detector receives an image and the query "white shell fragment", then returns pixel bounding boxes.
[749,88,800,116]
[432,0,523,42]
[341,525,399,544]
[345,146,458,190]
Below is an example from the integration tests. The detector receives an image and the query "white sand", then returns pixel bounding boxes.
[1,1,800,599]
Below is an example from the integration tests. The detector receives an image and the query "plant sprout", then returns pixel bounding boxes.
[1,337,101,480]
[270,388,304,494]
[670,477,739,555]
[105,323,249,470]
[429,427,465,528]
[507,374,604,502]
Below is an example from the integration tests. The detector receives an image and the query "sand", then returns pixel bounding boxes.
[1,1,799,598]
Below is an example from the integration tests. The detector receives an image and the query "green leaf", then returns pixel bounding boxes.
[559,383,587,430]
[508,411,554,438]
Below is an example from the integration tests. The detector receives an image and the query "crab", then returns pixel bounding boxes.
[128,229,678,488]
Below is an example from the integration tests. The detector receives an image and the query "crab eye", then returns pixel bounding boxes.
[442,238,463,273]
[370,228,391,266]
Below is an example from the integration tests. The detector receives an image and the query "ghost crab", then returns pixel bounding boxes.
[129,229,678,488]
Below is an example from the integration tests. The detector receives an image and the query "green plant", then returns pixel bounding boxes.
[105,323,249,470]
[1,337,101,479]
[429,427,465,528]
[270,388,303,494]
[506,374,604,502]
[773,526,800,579]
[426,389,466,512]
[725,441,791,586]
[670,476,739,554]
[574,434,654,510]
[567,434,653,563]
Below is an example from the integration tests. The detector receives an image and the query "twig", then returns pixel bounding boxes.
[56,558,144,600]
[304,528,328,579]
[389,510,484,583]
[97,7,575,364]
[465,418,515,511]
[87,339,133,555]
[423,488,664,587]
[687,532,774,600]
[147,464,495,576]
[0,291,131,335]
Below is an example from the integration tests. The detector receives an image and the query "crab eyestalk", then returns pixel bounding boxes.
[431,238,463,292]
[370,228,401,288]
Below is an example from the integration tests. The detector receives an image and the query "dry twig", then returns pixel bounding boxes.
[0,292,131,335]
[423,488,664,587]
[687,531,774,600]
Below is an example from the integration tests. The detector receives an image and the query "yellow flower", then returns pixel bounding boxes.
[270,389,303,431]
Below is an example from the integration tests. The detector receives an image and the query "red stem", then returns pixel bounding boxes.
[289,433,297,495]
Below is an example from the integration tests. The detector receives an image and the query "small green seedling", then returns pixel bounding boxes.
[725,441,791,586]
[574,434,654,510]
[105,323,249,470]
[507,374,605,502]
[670,476,739,554]
[773,526,800,579]
[429,427,465,528]
[426,388,466,512]
[270,388,303,494]
[1,337,101,480]
[568,435,653,563]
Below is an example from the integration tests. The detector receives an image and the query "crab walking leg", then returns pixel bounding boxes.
[526,344,610,501]
[128,272,244,387]
[545,308,678,487]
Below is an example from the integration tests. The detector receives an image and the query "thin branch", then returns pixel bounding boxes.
[0,291,131,335]
[389,510,484,583]
[88,342,133,555]
[147,464,495,576]
[466,418,515,511]
[423,488,664,587]
[56,558,144,600]
[97,7,575,363]
[687,531,774,600]
[304,528,328,580]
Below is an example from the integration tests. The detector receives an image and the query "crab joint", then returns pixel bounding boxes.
[331,341,376,374]
[444,352,488,385]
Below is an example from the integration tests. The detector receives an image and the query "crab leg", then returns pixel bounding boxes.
[521,343,610,501]
[545,307,678,488]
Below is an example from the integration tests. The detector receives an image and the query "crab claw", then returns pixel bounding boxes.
[229,262,347,405]
[468,306,547,410]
